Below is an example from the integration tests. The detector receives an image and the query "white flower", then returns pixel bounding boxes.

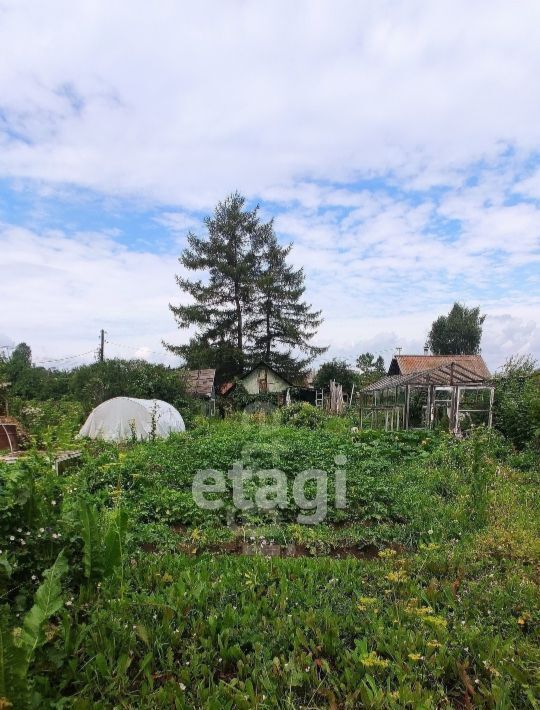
[65,600,73,607]
[17,528,22,533]
[21,540,26,546]
[179,682,186,691]
[51,500,57,506]
[152,614,157,620]
[39,528,45,533]
[31,575,37,580]
[52,534,58,539]
[428,529,433,535]
[9,536,15,541]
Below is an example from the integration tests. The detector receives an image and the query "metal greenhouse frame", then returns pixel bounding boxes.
[359,361,494,433]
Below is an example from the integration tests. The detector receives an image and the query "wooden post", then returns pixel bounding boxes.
[488,386,494,429]
[405,385,410,429]
[454,386,462,434]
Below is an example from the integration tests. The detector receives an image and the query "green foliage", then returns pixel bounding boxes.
[220,383,280,415]
[1,346,190,418]
[246,230,326,377]
[0,605,24,703]
[20,551,68,657]
[103,507,128,579]
[427,302,485,355]
[0,552,68,706]
[68,359,189,413]
[10,397,84,448]
[165,192,325,381]
[0,416,539,706]
[313,358,358,391]
[493,355,540,449]
[280,402,325,429]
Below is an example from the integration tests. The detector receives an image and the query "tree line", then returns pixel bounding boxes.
[0,345,188,414]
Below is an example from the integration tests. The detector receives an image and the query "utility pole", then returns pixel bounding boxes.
[99,329,105,362]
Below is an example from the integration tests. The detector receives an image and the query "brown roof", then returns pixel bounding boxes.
[390,354,490,380]
[185,369,216,397]
[218,381,235,396]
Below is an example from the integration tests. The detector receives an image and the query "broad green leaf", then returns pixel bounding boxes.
[21,551,68,657]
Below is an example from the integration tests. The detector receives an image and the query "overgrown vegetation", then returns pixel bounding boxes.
[1,411,538,707]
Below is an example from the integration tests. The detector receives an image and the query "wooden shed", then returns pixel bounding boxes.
[185,368,216,415]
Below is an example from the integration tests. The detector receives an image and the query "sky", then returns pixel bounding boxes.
[1,0,540,372]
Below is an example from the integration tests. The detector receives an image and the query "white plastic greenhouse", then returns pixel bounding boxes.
[78,397,185,442]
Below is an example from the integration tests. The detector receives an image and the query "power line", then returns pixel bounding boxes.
[106,340,170,358]
[34,349,97,365]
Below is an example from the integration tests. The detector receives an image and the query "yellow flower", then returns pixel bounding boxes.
[360,651,389,669]
[423,615,447,630]
[385,570,408,583]
[427,640,442,648]
[378,549,397,559]
[408,653,423,661]
[357,596,378,611]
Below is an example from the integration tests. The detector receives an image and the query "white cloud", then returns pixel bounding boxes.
[1,1,540,204]
[0,223,188,364]
[1,1,540,371]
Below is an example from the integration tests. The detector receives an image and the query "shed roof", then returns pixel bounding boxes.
[389,354,490,380]
[362,360,492,392]
[185,369,216,398]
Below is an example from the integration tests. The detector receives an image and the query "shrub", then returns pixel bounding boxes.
[280,402,325,429]
[493,356,539,449]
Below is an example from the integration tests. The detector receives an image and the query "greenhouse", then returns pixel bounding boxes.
[79,397,185,442]
[359,360,495,433]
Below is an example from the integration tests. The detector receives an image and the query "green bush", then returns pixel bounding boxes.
[9,397,85,449]
[280,402,325,429]
[493,356,540,449]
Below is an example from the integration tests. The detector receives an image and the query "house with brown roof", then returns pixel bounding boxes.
[388,354,491,380]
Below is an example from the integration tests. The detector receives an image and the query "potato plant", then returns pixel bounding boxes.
[0,418,538,708]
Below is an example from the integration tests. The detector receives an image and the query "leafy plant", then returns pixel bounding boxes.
[0,551,67,707]
[280,402,325,429]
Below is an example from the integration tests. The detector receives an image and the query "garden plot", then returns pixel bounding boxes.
[1,419,538,708]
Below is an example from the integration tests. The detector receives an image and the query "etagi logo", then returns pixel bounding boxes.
[192,455,347,524]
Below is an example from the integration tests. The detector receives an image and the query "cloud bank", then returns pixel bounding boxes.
[1,0,539,370]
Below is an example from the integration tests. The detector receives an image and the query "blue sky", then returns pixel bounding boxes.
[1,0,540,371]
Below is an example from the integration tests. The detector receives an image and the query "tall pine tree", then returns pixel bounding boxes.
[247,227,327,379]
[166,193,326,382]
[164,193,257,378]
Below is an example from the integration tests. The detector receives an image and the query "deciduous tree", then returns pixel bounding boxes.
[427,303,485,355]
